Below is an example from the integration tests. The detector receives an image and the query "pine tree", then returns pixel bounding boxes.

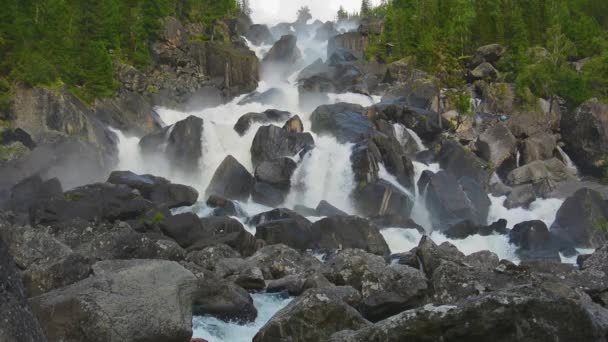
[361,0,371,17]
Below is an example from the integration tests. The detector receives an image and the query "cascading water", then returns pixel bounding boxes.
[109,5,588,340]
[557,145,580,176]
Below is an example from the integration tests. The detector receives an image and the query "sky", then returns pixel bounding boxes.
[250,0,381,24]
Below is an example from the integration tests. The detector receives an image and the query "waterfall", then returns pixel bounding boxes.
[556,146,579,176]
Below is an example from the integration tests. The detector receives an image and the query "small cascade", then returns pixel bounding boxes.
[556,146,579,176]
[516,150,521,168]
[393,123,426,153]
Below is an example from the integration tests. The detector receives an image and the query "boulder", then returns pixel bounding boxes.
[0,237,48,342]
[521,133,557,165]
[425,172,489,231]
[253,287,370,342]
[206,194,244,217]
[470,62,499,80]
[255,157,297,189]
[506,158,576,193]
[504,184,536,209]
[31,259,197,342]
[551,188,608,248]
[250,125,314,167]
[234,109,291,136]
[316,200,348,217]
[247,244,321,279]
[262,34,302,75]
[193,277,257,323]
[139,115,203,171]
[329,286,608,342]
[350,139,381,187]
[237,89,284,106]
[371,130,416,190]
[283,115,304,133]
[251,180,288,206]
[443,219,508,239]
[561,98,608,176]
[381,78,438,110]
[437,140,491,187]
[108,171,198,209]
[509,220,561,261]
[353,180,413,219]
[470,43,506,66]
[245,24,274,45]
[322,249,428,321]
[186,244,241,272]
[310,216,390,256]
[206,155,253,201]
[255,215,313,251]
[311,103,372,143]
[30,183,153,226]
[474,123,516,170]
[7,175,62,213]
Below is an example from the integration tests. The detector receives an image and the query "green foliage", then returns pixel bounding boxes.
[0,0,236,104]
[151,211,166,224]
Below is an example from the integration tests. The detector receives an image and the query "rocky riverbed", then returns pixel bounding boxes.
[1,5,608,342]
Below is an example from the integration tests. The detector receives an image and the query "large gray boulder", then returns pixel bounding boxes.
[250,125,314,167]
[310,216,390,256]
[253,287,370,342]
[0,237,48,342]
[311,103,372,143]
[31,259,197,342]
[322,249,428,321]
[353,180,414,219]
[506,158,577,195]
[561,98,608,176]
[521,133,557,165]
[474,123,516,170]
[234,109,291,136]
[206,155,254,201]
[551,188,608,248]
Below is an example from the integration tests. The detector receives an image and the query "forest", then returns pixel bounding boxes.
[0,0,239,107]
[359,0,608,108]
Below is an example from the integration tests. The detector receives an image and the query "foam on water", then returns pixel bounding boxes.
[192,293,293,342]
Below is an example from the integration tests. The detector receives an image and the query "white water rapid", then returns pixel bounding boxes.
[109,5,591,340]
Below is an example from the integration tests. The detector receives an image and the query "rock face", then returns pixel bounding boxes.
[31,259,197,342]
[250,125,314,167]
[206,155,254,201]
[551,188,608,248]
[234,109,291,136]
[140,115,204,171]
[311,103,372,143]
[521,133,557,164]
[437,140,491,187]
[253,287,370,342]
[561,98,608,176]
[328,32,368,60]
[0,237,48,342]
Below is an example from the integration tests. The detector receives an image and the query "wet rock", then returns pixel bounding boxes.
[31,259,197,342]
[234,109,291,135]
[417,169,434,194]
[193,277,257,323]
[381,78,438,110]
[253,287,370,342]
[206,155,253,201]
[316,200,348,217]
[474,123,516,170]
[509,220,561,261]
[250,125,314,167]
[561,98,608,176]
[310,216,390,256]
[444,219,508,239]
[262,34,302,75]
[237,88,284,106]
[551,188,608,248]
[166,115,204,171]
[0,237,48,342]
[371,130,416,190]
[245,24,274,45]
[437,140,492,187]
[322,249,428,321]
[350,139,381,186]
[248,208,306,226]
[311,103,372,143]
[329,286,608,342]
[254,157,297,189]
[283,115,304,133]
[470,43,506,67]
[251,181,287,207]
[186,244,241,272]
[425,172,489,231]
[504,184,536,209]
[31,183,153,226]
[206,194,245,217]
[255,213,313,251]
[354,180,414,219]
[370,99,448,142]
[266,272,333,296]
